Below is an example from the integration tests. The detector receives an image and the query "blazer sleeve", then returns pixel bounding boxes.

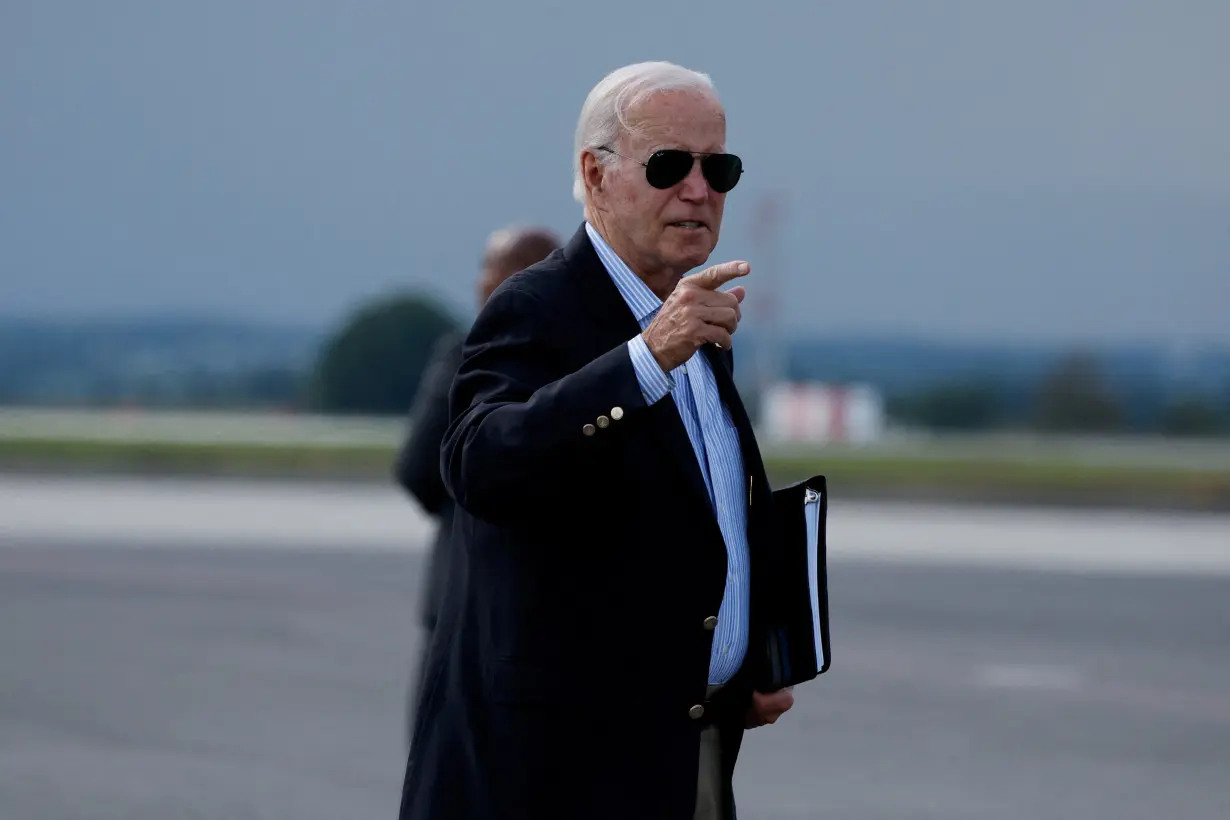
[441,283,646,523]
[393,334,460,515]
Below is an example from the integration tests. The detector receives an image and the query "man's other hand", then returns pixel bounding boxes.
[746,687,794,729]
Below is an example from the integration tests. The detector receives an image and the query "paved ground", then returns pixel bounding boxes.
[1,476,1229,819]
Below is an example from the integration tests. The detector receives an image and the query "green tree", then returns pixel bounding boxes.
[1160,395,1227,436]
[1032,352,1123,433]
[310,292,459,415]
[888,380,1002,430]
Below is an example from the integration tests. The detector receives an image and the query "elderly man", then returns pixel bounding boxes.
[398,62,793,820]
[393,224,560,738]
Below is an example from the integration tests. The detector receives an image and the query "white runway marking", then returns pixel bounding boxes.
[0,475,434,552]
[2,474,1229,574]
[827,500,1230,576]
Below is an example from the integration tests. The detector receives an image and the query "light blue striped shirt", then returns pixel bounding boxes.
[585,222,750,686]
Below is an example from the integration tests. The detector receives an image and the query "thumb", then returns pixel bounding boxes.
[728,285,746,303]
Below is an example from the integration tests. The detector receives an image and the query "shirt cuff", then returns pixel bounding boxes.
[626,335,674,405]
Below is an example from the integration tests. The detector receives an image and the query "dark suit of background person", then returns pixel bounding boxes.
[398,62,795,820]
[393,225,560,737]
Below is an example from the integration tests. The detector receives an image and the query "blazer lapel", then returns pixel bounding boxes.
[564,223,717,518]
[702,343,763,476]
[642,387,715,517]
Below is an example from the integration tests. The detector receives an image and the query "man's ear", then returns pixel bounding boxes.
[581,150,606,198]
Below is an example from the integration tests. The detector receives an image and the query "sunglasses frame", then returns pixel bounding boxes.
[595,146,743,194]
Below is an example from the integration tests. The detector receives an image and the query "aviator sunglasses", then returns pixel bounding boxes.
[597,146,743,193]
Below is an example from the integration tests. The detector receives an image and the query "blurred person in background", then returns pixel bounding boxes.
[392,224,560,740]
[398,61,793,820]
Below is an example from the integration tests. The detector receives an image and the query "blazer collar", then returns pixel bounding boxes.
[560,222,643,344]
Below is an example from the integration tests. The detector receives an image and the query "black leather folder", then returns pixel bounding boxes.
[761,474,831,690]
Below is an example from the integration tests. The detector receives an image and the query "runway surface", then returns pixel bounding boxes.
[2,475,1229,819]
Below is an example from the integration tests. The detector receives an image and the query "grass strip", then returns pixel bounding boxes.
[2,437,1227,509]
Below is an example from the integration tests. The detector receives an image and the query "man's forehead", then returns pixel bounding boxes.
[630,86,723,115]
[622,91,726,148]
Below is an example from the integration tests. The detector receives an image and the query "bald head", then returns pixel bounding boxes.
[477,226,560,305]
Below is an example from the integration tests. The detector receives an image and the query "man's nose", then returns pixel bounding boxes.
[677,161,710,202]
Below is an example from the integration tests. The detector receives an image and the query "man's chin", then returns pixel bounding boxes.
[664,240,717,273]
[675,251,714,274]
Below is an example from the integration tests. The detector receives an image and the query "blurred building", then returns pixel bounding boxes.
[760,381,885,444]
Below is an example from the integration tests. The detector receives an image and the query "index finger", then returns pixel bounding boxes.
[690,261,750,290]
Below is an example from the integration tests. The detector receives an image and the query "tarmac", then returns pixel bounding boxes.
[1,474,1228,819]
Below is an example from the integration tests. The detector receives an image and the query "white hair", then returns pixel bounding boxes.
[572,61,718,204]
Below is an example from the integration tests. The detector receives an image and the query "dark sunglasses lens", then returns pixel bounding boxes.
[702,154,742,193]
[644,150,695,189]
[644,150,743,193]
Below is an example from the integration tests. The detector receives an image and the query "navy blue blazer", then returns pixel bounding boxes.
[398,223,784,820]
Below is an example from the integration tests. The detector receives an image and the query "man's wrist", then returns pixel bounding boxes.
[627,334,673,405]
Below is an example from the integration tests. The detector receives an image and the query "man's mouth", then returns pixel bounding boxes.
[669,221,707,230]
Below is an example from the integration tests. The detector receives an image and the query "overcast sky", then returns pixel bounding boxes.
[2,0,1227,343]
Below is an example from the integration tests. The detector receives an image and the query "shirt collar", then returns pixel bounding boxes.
[585,222,662,324]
